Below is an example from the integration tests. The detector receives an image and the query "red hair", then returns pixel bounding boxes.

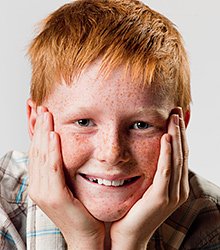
[27,0,191,113]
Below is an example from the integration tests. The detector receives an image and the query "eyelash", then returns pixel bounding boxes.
[75,119,96,127]
[75,119,152,130]
[130,121,152,130]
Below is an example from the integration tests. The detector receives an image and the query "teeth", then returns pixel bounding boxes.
[97,178,103,185]
[86,176,129,187]
[112,180,121,186]
[120,180,125,185]
[103,179,112,186]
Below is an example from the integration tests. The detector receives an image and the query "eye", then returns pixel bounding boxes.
[75,119,95,127]
[131,121,152,130]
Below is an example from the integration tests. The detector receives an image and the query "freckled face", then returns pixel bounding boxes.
[44,60,175,222]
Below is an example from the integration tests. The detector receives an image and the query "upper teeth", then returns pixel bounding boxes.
[88,177,125,187]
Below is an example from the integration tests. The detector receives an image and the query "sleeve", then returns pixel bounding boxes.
[181,199,220,249]
[0,151,28,250]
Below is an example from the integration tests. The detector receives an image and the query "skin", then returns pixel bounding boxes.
[27,59,190,250]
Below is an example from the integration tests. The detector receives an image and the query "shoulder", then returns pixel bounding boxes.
[188,170,220,205]
[157,171,220,250]
[180,171,220,249]
[0,151,28,249]
[0,151,29,206]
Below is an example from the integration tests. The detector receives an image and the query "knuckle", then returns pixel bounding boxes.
[170,195,180,206]
[32,148,39,159]
[184,148,189,160]
[174,123,181,137]
[181,187,190,203]
[161,166,171,178]
[157,196,169,208]
[170,189,189,207]
[175,156,183,168]
[181,193,189,203]
[28,145,48,166]
[38,153,47,166]
[28,146,37,161]
[49,162,60,173]
[159,160,171,177]
[30,147,39,160]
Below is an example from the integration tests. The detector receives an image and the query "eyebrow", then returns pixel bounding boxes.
[60,106,104,120]
[133,107,169,120]
[60,106,169,122]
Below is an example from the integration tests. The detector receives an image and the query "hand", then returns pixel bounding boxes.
[110,107,189,250]
[28,106,105,250]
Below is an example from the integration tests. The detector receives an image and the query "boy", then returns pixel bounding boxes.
[0,0,219,249]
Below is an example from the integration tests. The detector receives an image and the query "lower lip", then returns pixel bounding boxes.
[80,174,142,190]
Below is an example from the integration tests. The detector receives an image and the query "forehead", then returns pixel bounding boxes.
[45,59,174,115]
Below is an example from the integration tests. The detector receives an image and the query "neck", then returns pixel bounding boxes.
[104,222,112,250]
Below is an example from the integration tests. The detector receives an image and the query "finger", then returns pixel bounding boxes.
[48,131,67,193]
[47,131,90,221]
[28,111,44,186]
[28,108,54,199]
[40,111,54,158]
[178,108,189,201]
[152,133,172,200]
[167,114,183,202]
[39,112,55,188]
[30,111,52,173]
[30,106,50,158]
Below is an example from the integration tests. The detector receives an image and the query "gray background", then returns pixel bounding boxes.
[0,0,219,186]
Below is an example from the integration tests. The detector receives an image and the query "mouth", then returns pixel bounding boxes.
[80,174,140,187]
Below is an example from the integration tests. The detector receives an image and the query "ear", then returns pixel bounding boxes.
[27,99,37,140]
[184,107,191,129]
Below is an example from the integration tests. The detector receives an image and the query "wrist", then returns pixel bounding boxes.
[111,236,149,250]
[66,233,105,250]
[67,240,104,250]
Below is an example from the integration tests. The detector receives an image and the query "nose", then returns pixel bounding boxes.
[95,128,131,166]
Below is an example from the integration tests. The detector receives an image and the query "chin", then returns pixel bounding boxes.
[81,197,137,222]
[88,205,130,222]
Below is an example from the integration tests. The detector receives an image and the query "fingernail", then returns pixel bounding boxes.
[50,132,55,140]
[166,134,171,143]
[179,107,183,119]
[174,115,179,126]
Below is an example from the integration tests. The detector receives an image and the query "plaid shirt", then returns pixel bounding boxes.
[0,151,220,250]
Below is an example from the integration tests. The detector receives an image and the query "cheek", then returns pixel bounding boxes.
[56,128,93,173]
[132,136,161,180]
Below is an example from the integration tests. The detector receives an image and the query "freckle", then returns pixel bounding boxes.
[74,135,80,141]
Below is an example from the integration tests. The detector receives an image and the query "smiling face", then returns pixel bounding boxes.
[42,59,175,222]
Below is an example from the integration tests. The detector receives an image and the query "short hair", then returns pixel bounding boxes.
[27,0,191,113]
